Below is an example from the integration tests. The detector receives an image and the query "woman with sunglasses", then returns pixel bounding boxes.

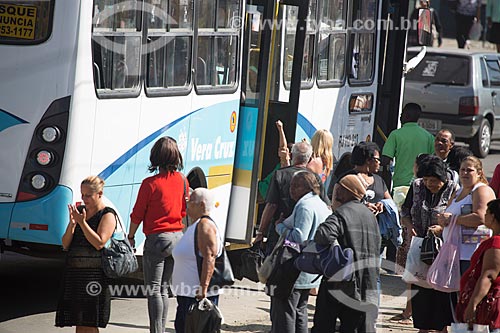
[128,136,188,333]
[340,142,391,214]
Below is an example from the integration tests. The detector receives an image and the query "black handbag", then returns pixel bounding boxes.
[264,236,302,300]
[194,216,235,289]
[239,243,265,283]
[101,213,139,278]
[420,230,443,265]
[185,298,222,333]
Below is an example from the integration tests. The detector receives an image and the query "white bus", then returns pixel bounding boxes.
[0,0,418,256]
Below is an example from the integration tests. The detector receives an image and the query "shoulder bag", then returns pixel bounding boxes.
[101,212,139,278]
[194,216,235,289]
[264,235,302,300]
[456,244,500,328]
[239,243,265,283]
[294,239,354,282]
[426,215,460,292]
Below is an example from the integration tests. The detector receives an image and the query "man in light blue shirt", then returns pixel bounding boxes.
[487,0,500,52]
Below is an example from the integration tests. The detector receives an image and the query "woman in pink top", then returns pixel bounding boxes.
[128,136,188,333]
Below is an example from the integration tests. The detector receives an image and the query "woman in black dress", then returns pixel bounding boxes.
[56,176,117,333]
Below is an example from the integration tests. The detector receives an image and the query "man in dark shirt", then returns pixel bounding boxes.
[312,174,381,333]
[255,141,327,251]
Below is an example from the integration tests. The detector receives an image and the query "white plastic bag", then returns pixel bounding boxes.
[469,19,482,41]
[451,323,469,333]
[402,236,431,288]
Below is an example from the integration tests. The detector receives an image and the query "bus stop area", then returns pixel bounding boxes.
[0,251,417,333]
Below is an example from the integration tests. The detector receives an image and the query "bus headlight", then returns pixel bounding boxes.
[36,150,53,166]
[31,174,47,190]
[41,126,60,143]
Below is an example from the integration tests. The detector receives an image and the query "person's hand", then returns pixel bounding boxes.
[374,202,384,214]
[428,225,443,235]
[128,237,136,250]
[488,17,493,29]
[69,204,86,225]
[195,287,206,301]
[275,120,283,131]
[366,203,380,215]
[253,232,264,245]
[67,205,77,227]
[437,212,452,227]
[464,302,476,327]
[406,227,416,239]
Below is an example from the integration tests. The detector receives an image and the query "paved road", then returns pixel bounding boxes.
[0,252,416,333]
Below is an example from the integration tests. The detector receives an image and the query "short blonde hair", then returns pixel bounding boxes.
[81,176,105,193]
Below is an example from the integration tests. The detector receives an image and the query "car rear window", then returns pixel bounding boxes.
[406,53,469,86]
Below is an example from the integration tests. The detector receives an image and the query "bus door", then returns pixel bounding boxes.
[226,0,309,244]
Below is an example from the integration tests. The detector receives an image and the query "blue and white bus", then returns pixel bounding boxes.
[0,0,417,256]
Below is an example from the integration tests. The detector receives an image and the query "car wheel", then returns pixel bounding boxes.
[470,119,491,158]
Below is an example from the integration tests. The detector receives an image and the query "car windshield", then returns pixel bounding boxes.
[406,53,469,86]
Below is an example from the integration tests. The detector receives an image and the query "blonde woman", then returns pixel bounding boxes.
[56,176,117,333]
[307,129,334,184]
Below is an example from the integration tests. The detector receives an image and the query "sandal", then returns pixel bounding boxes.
[389,312,412,323]
[398,316,413,325]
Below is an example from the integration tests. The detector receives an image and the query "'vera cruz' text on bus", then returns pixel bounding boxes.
[191,136,235,161]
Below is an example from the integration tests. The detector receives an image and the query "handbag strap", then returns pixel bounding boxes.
[181,173,189,202]
[446,214,460,245]
[193,215,216,280]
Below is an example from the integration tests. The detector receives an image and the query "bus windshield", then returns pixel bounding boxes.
[0,0,54,44]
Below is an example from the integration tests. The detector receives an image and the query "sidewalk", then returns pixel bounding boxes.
[217,273,418,333]
[439,37,497,52]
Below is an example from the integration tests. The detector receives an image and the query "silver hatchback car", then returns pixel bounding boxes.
[403,47,500,157]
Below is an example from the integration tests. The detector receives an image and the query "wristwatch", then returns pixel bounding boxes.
[127,235,135,240]
[256,230,263,236]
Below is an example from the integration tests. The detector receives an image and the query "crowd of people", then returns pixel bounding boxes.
[55,102,500,333]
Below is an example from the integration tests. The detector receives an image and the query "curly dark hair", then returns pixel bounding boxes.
[148,136,183,173]
[350,141,380,166]
[416,155,447,182]
[291,171,320,196]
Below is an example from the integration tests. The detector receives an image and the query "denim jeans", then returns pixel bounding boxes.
[175,295,219,333]
[143,231,183,333]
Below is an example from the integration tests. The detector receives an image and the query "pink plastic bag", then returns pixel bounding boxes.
[427,215,461,292]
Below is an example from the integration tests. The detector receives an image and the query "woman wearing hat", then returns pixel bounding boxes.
[313,174,381,333]
[401,155,455,333]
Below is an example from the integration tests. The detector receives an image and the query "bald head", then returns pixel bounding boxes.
[190,188,216,213]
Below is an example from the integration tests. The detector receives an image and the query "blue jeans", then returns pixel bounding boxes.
[143,231,183,333]
[175,295,219,333]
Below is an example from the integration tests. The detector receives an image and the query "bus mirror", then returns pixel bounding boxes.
[417,8,432,46]
[404,46,427,74]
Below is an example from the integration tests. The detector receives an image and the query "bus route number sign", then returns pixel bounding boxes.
[0,4,37,40]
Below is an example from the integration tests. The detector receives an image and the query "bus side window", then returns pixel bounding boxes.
[91,0,142,96]
[195,0,241,91]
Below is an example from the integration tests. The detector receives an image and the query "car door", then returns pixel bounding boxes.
[483,56,500,139]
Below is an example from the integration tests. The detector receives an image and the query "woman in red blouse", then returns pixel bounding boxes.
[456,199,500,330]
[128,136,188,333]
